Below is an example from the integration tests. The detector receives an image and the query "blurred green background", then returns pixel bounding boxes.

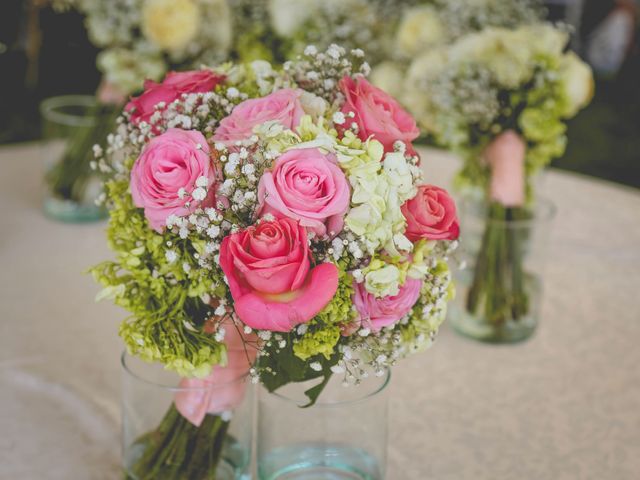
[1,0,638,187]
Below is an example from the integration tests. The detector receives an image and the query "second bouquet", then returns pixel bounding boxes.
[92,45,458,479]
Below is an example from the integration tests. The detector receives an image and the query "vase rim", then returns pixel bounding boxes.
[121,351,250,392]
[266,369,391,408]
[40,95,102,128]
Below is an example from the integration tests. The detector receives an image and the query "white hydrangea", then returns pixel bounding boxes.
[364,265,401,298]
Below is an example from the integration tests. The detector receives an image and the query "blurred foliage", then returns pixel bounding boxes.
[0,0,638,188]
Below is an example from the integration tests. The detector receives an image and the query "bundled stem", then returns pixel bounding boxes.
[127,404,229,480]
[466,202,530,326]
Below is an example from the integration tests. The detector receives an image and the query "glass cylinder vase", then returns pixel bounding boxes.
[257,370,390,480]
[40,95,116,222]
[121,353,253,480]
[449,194,556,343]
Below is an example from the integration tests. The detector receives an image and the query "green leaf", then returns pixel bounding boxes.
[301,372,333,408]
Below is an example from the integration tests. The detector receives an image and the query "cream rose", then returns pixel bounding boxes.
[560,51,594,118]
[268,0,318,37]
[395,6,445,57]
[142,0,200,51]
[370,62,404,99]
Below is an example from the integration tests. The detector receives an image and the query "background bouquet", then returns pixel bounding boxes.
[399,20,593,339]
[91,45,459,477]
[265,0,405,65]
[55,0,235,95]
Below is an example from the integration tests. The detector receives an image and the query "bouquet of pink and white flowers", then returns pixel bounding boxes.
[92,45,458,478]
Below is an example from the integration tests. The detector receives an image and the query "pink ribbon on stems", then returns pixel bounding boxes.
[485,130,526,207]
[96,79,127,106]
[174,318,258,427]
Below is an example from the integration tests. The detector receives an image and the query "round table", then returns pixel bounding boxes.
[1,143,639,479]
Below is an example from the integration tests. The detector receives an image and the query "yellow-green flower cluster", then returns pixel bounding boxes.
[398,260,454,353]
[90,173,226,378]
[291,269,356,361]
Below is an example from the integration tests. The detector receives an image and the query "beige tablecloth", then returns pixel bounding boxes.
[1,143,639,479]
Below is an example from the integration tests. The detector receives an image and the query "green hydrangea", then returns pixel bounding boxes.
[290,268,356,361]
[293,326,341,361]
[90,175,226,378]
[398,260,453,353]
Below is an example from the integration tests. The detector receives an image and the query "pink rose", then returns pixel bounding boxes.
[402,185,460,241]
[219,218,339,332]
[213,89,306,143]
[257,148,350,238]
[339,76,419,153]
[130,128,216,231]
[126,70,224,125]
[175,318,258,427]
[353,278,422,331]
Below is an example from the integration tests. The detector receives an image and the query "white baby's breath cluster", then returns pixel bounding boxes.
[284,44,370,105]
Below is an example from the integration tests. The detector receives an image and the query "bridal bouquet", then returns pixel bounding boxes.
[91,45,458,478]
[403,23,593,339]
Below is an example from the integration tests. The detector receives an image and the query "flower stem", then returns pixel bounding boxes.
[127,404,230,480]
[466,202,530,327]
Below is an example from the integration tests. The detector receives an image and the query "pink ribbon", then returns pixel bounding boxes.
[485,130,526,207]
[96,79,127,106]
[174,319,257,427]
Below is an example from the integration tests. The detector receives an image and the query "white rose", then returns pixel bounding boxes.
[141,0,201,51]
[395,6,445,57]
[201,0,233,53]
[406,49,448,87]
[403,50,448,131]
[268,0,319,37]
[559,51,594,117]
[450,28,532,88]
[97,48,166,95]
[370,62,405,99]
[526,23,569,57]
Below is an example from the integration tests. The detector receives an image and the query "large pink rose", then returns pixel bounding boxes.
[339,76,419,153]
[175,318,258,427]
[257,148,350,238]
[219,218,339,332]
[126,70,224,125]
[213,89,306,143]
[353,278,422,331]
[402,185,460,241]
[130,128,216,231]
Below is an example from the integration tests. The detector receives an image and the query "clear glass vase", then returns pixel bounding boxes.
[40,95,117,222]
[257,370,390,480]
[449,194,557,343]
[121,353,253,480]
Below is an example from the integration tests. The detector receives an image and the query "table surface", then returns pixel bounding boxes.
[1,142,639,480]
